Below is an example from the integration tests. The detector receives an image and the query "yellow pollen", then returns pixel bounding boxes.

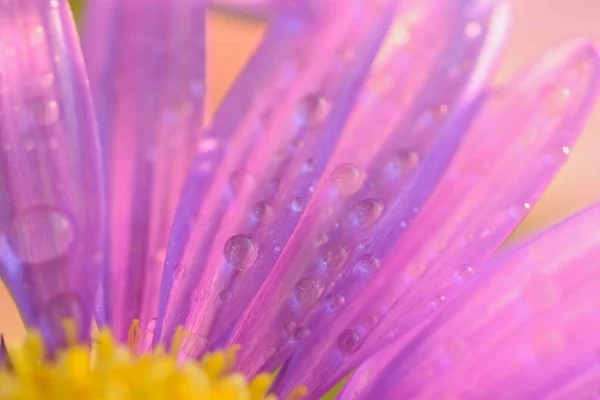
[0,322,304,400]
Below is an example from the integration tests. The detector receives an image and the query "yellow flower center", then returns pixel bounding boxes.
[0,321,307,400]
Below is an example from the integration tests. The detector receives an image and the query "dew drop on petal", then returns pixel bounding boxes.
[219,290,232,303]
[331,163,362,196]
[455,265,473,280]
[172,264,186,280]
[223,234,254,269]
[541,86,572,117]
[464,21,483,38]
[430,294,446,309]
[295,278,324,306]
[294,327,309,340]
[297,93,331,127]
[387,149,420,178]
[252,201,270,222]
[337,330,361,354]
[321,243,349,271]
[291,197,306,212]
[7,206,75,264]
[284,321,297,333]
[357,254,380,274]
[353,198,384,227]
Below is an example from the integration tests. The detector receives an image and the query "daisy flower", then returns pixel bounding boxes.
[0,0,600,399]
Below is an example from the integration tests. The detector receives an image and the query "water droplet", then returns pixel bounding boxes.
[455,265,473,280]
[464,21,482,38]
[294,327,309,340]
[357,254,380,274]
[387,149,420,178]
[337,330,361,354]
[34,99,60,126]
[430,294,446,309]
[7,206,74,263]
[147,318,157,333]
[252,201,270,222]
[331,163,362,196]
[313,234,327,246]
[562,145,571,155]
[330,294,345,308]
[353,198,384,227]
[172,264,186,280]
[219,290,232,303]
[223,234,254,269]
[363,315,377,328]
[358,239,371,249]
[273,244,283,255]
[297,94,331,127]
[406,261,426,278]
[291,197,306,212]
[229,170,254,195]
[321,243,349,271]
[284,321,297,333]
[303,158,316,172]
[295,278,324,306]
[20,136,35,151]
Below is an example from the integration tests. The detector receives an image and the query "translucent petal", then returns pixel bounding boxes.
[342,202,600,399]
[273,39,600,397]
[223,0,508,380]
[0,0,105,349]
[82,0,205,343]
[155,0,400,354]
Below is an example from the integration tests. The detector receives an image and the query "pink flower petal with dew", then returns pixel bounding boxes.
[341,202,600,399]
[225,0,509,378]
[82,0,205,344]
[155,0,400,354]
[0,0,105,350]
[272,39,600,397]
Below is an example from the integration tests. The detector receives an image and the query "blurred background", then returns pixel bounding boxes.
[1,0,600,343]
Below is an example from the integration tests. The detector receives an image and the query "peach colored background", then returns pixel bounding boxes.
[2,1,600,343]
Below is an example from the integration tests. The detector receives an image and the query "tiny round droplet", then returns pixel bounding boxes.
[295,278,324,306]
[387,149,420,178]
[430,294,446,309]
[330,294,346,308]
[542,86,572,117]
[337,330,361,354]
[297,94,331,127]
[219,290,232,303]
[172,264,186,280]
[223,234,254,269]
[291,197,306,212]
[294,327,309,340]
[313,234,328,246]
[357,254,380,274]
[455,265,473,280]
[7,206,75,264]
[321,243,349,271]
[331,163,362,196]
[284,321,297,333]
[353,198,384,227]
[252,201,270,221]
[34,99,60,126]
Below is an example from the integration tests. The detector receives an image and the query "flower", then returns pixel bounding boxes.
[0,0,600,399]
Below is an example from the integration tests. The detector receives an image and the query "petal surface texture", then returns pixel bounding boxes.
[0,0,105,349]
[342,201,600,400]
[272,39,600,397]
[82,0,205,342]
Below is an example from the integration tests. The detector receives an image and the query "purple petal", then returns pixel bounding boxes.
[342,202,600,399]
[82,0,205,343]
[0,0,105,349]
[272,39,600,397]
[224,0,508,380]
[155,0,400,353]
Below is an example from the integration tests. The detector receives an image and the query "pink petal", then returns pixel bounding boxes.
[342,202,600,399]
[82,0,205,343]
[222,0,508,380]
[273,39,600,397]
[0,0,105,349]
[155,0,400,353]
